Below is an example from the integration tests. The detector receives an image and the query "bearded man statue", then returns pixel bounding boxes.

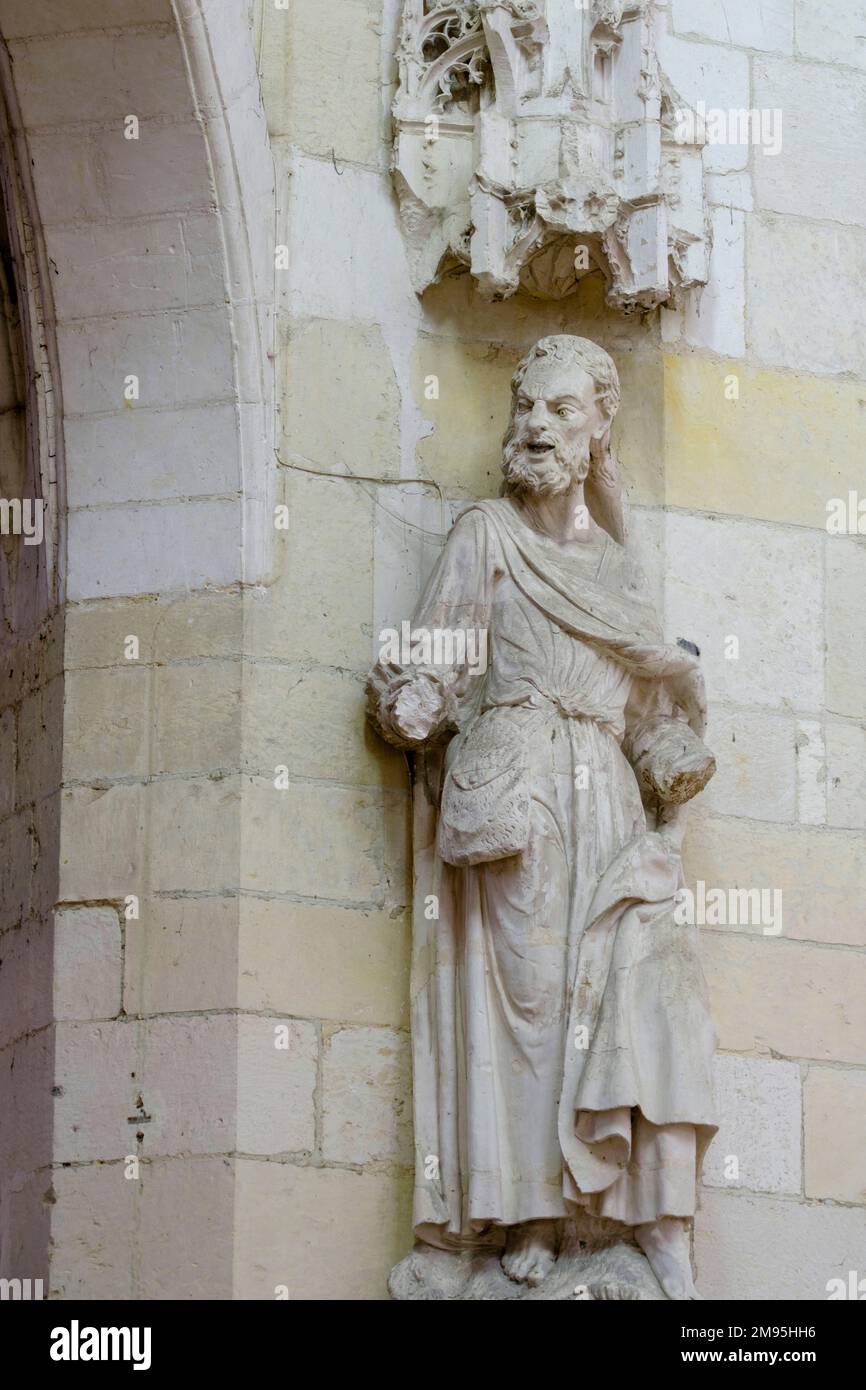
[367,334,718,1301]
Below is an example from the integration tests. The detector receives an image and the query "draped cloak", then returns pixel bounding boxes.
[368,498,717,1247]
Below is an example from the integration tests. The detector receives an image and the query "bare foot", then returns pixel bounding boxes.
[635,1217,703,1300]
[501,1219,558,1287]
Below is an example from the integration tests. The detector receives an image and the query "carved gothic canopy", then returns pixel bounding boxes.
[393,0,710,310]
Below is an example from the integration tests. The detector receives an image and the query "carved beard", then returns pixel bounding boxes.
[501,432,588,498]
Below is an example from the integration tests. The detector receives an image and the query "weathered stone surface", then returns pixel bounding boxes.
[284,318,402,479]
[63,668,149,781]
[702,933,866,1063]
[700,705,795,822]
[123,896,238,1017]
[663,355,866,529]
[394,2,710,307]
[672,0,794,53]
[703,1055,801,1195]
[237,1016,317,1157]
[804,1068,866,1204]
[233,1159,413,1301]
[747,215,866,376]
[664,513,824,711]
[389,1228,667,1301]
[238,899,410,1026]
[794,0,866,72]
[684,812,866,947]
[826,722,866,832]
[321,1025,412,1165]
[753,58,866,227]
[827,540,866,722]
[54,906,122,1022]
[695,1189,866,1300]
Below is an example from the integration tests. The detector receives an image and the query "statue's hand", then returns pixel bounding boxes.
[388,674,449,744]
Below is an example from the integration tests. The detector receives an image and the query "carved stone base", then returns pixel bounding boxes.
[389,1223,668,1301]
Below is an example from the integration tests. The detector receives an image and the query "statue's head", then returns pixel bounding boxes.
[501,335,620,501]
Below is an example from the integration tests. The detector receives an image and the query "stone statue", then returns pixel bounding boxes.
[367,335,718,1301]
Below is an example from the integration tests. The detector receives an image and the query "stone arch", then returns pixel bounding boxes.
[0,0,273,1292]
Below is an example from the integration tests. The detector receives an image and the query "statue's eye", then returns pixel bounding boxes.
[516,400,530,413]
[557,406,575,418]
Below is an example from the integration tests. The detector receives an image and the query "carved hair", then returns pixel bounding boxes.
[504,334,627,544]
[509,334,621,422]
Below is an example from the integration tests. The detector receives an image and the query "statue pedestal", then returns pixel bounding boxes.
[389,1225,668,1301]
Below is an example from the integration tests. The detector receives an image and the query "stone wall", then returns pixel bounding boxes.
[0,0,862,1302]
[251,0,866,1299]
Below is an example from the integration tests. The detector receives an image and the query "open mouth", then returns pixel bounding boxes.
[526,439,555,457]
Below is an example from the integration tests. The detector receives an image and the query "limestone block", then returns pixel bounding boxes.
[0,0,168,36]
[8,29,194,127]
[244,662,404,789]
[703,1055,801,1194]
[233,1159,413,1300]
[794,0,866,71]
[53,1021,137,1164]
[26,131,110,225]
[827,539,866,721]
[58,784,144,902]
[245,472,373,670]
[99,120,214,221]
[0,1169,50,1288]
[804,1068,866,1204]
[153,593,244,664]
[152,661,242,775]
[238,900,410,1027]
[63,667,150,781]
[0,920,53,1049]
[0,810,35,932]
[236,1016,317,1156]
[67,499,241,599]
[412,339,519,497]
[672,0,794,53]
[123,895,239,1017]
[17,676,64,803]
[49,214,224,324]
[0,1032,53,1175]
[148,777,241,894]
[826,722,866,831]
[747,215,866,376]
[753,58,866,227]
[241,776,409,909]
[684,812,866,947]
[65,600,161,671]
[57,308,234,416]
[138,1157,235,1300]
[140,1014,237,1158]
[260,0,384,167]
[321,1025,412,1165]
[613,355,666,509]
[66,402,241,507]
[284,318,401,479]
[702,933,866,1064]
[54,907,122,1022]
[700,705,796,822]
[48,1163,136,1302]
[695,1189,866,1299]
[663,355,865,528]
[656,33,750,172]
[705,171,753,211]
[677,206,745,357]
[664,513,824,711]
[796,720,827,826]
[286,157,418,327]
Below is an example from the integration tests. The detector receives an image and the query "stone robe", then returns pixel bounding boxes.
[368,497,717,1248]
